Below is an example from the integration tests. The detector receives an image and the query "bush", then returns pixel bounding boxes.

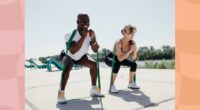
[141,60,174,69]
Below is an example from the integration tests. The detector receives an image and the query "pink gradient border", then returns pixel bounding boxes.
[0,0,24,110]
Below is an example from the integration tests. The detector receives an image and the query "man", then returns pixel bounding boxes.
[58,13,104,104]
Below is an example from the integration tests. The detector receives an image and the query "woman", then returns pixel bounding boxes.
[105,25,140,94]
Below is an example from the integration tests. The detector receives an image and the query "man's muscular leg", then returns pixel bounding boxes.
[60,55,74,90]
[58,55,74,104]
[78,55,97,86]
[77,55,104,97]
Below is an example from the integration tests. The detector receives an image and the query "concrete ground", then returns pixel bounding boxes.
[25,67,175,110]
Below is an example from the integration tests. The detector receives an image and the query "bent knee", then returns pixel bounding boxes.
[130,63,137,71]
[89,61,97,69]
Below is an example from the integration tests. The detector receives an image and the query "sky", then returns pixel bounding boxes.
[25,0,175,59]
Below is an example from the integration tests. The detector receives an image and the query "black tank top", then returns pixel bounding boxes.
[120,39,130,53]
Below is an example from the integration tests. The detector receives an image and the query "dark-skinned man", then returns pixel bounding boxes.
[57,13,104,104]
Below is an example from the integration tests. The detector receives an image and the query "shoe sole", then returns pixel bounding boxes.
[109,91,119,94]
[128,87,140,90]
[58,101,67,104]
[91,94,105,98]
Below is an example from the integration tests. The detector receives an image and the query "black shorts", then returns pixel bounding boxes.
[72,54,87,64]
[62,54,87,65]
[105,53,137,74]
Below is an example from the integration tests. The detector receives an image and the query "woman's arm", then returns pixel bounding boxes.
[130,40,137,60]
[115,42,133,62]
[131,50,137,60]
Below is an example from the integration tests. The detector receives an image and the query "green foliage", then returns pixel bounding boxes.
[140,60,175,69]
[89,45,175,62]
[137,45,175,60]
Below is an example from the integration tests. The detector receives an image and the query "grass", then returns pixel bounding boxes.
[138,60,175,69]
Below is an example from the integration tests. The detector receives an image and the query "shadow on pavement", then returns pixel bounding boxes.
[109,89,158,108]
[56,97,104,110]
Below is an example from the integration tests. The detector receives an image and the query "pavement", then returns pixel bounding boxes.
[25,67,175,110]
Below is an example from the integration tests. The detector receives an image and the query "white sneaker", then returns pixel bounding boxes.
[109,85,119,94]
[128,82,140,89]
[90,86,104,97]
[57,90,67,104]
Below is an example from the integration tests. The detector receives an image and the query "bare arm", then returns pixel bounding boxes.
[115,42,133,62]
[90,41,99,53]
[130,41,137,60]
[67,31,87,54]
[89,29,99,53]
[131,49,137,60]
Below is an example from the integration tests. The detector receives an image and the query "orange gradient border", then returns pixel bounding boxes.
[0,0,24,110]
[176,0,200,110]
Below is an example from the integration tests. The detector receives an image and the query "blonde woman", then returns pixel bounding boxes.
[105,25,140,94]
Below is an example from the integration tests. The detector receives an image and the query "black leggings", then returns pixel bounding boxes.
[105,53,137,74]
